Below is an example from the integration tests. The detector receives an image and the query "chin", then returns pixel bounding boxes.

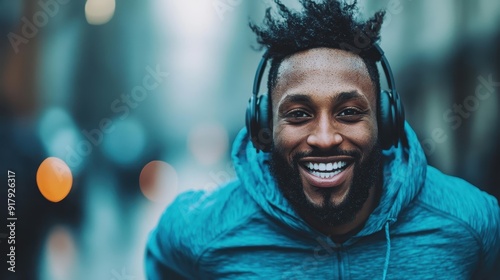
[269,143,383,228]
[300,170,355,208]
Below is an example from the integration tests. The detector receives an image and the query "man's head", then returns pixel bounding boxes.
[250,0,385,227]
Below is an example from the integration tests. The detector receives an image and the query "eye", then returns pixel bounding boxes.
[337,108,365,122]
[288,110,309,118]
[284,110,311,123]
[338,108,361,116]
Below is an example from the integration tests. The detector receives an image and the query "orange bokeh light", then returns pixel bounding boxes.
[36,157,73,202]
[140,160,178,203]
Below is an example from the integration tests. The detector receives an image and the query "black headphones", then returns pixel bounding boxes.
[245,45,407,152]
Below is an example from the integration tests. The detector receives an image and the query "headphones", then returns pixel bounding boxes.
[245,45,408,152]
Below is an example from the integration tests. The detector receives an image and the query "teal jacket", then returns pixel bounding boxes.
[145,123,500,279]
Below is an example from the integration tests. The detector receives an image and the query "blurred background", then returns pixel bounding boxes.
[0,0,499,279]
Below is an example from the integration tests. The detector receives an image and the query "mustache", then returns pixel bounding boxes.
[291,148,362,163]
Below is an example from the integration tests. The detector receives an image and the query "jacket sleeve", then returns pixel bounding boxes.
[479,195,500,279]
[145,233,188,280]
[144,191,202,280]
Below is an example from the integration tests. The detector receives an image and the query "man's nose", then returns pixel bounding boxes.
[306,115,343,150]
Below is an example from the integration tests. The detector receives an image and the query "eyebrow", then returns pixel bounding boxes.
[278,91,367,111]
[277,94,313,113]
[332,91,366,104]
[280,94,312,105]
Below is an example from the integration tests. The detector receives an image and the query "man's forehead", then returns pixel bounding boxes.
[273,48,376,104]
[277,48,368,76]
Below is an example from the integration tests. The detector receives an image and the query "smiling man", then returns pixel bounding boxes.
[145,1,500,279]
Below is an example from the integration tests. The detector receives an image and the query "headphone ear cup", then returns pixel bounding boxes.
[379,90,395,150]
[245,95,257,142]
[255,93,272,152]
[245,93,272,152]
[392,90,407,148]
[379,90,406,150]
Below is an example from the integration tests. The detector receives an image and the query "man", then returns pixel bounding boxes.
[145,1,500,279]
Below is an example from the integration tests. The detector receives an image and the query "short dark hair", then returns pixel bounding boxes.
[250,0,385,103]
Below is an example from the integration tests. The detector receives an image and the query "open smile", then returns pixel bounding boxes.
[298,157,354,188]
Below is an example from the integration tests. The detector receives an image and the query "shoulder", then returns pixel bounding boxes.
[417,165,499,228]
[148,181,259,272]
[166,180,260,244]
[415,166,500,270]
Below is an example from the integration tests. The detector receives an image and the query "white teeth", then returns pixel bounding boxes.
[306,161,347,172]
[319,163,326,171]
[311,169,342,179]
[326,163,333,170]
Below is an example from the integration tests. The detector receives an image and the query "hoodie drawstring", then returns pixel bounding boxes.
[382,218,396,280]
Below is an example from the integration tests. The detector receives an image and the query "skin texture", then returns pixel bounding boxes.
[270,48,382,239]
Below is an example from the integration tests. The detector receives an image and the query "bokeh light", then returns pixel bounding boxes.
[37,107,84,173]
[102,118,146,166]
[140,161,178,203]
[85,0,116,25]
[42,226,78,280]
[36,157,73,203]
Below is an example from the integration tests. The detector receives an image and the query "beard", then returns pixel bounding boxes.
[269,142,383,228]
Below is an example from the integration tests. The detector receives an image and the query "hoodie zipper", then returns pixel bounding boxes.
[336,244,345,280]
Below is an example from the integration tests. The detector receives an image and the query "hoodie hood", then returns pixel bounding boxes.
[231,122,427,240]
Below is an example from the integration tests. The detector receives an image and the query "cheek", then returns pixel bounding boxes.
[273,125,292,151]
[273,124,305,155]
[343,121,378,153]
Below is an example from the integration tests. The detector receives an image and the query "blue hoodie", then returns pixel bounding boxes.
[145,123,500,279]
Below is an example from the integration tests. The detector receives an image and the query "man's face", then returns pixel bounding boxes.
[269,48,382,227]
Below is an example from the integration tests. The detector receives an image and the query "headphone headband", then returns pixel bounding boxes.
[253,50,270,96]
[373,45,396,93]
